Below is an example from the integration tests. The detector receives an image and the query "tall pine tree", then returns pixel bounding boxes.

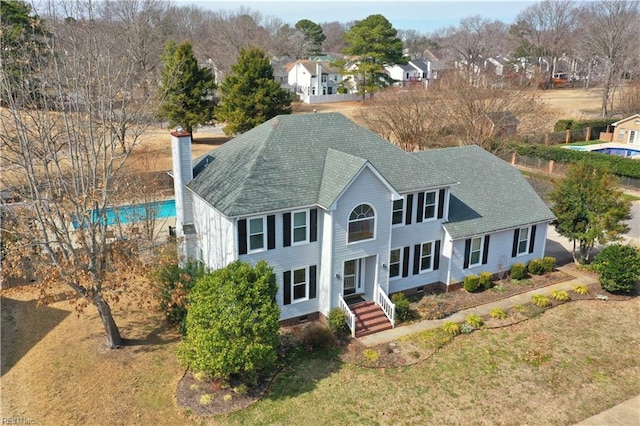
[158,40,216,134]
[217,47,292,135]
[340,14,405,96]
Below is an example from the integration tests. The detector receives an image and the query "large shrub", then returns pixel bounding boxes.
[593,244,640,293]
[154,259,206,334]
[542,256,556,273]
[176,260,280,384]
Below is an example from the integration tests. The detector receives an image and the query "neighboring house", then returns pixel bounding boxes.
[611,114,640,145]
[170,113,554,335]
[384,63,421,85]
[384,59,439,87]
[287,60,359,104]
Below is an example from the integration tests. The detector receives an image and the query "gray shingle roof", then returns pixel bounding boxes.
[412,145,555,239]
[188,113,456,217]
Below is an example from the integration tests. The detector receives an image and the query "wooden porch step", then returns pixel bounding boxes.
[352,302,393,338]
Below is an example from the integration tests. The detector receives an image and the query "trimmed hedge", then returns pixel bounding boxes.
[513,144,640,179]
[553,118,616,132]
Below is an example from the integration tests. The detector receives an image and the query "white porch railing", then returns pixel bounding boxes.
[338,293,357,338]
[375,284,395,328]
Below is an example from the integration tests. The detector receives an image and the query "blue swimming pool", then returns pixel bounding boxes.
[73,199,175,228]
[592,147,640,158]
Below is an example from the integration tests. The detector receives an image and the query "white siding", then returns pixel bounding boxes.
[192,195,235,270]
[448,222,550,284]
[330,167,393,312]
[388,190,448,293]
[240,210,323,320]
[319,210,333,315]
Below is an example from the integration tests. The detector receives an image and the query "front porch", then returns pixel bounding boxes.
[338,283,395,338]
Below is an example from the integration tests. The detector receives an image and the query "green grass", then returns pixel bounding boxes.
[225,300,640,425]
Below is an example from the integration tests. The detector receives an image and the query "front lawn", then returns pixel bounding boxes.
[228,298,639,425]
[2,283,638,425]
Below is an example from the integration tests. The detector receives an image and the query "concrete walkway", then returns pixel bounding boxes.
[358,264,597,347]
[574,395,640,425]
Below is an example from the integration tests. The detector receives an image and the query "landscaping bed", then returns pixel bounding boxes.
[411,267,574,320]
[341,276,636,369]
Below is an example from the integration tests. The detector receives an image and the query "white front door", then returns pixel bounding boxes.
[628,130,638,145]
[343,259,364,295]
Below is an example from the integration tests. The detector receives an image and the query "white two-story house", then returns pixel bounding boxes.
[171,113,555,336]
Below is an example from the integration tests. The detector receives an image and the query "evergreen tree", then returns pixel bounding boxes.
[549,163,631,263]
[295,19,326,56]
[340,14,405,96]
[176,260,280,385]
[158,40,216,133]
[0,0,50,106]
[217,47,292,135]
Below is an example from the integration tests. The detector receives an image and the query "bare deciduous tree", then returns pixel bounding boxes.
[576,1,640,117]
[354,87,443,151]
[442,15,508,83]
[356,72,544,153]
[321,21,347,55]
[0,0,160,349]
[512,0,577,88]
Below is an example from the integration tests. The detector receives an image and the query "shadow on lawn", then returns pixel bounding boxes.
[265,342,345,402]
[1,296,70,376]
[119,319,180,353]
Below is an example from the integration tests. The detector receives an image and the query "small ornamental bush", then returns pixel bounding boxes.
[573,285,590,295]
[460,323,475,334]
[463,274,481,292]
[479,272,494,289]
[362,349,380,363]
[527,259,545,275]
[542,256,556,273]
[532,294,551,308]
[442,321,461,336]
[391,292,413,322]
[510,263,528,280]
[233,384,248,395]
[490,307,507,320]
[550,289,571,301]
[199,394,213,405]
[328,308,348,334]
[466,314,484,328]
[300,323,336,351]
[592,244,640,293]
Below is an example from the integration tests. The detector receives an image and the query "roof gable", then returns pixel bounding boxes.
[612,114,640,126]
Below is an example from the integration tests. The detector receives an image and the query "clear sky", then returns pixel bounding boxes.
[176,0,539,34]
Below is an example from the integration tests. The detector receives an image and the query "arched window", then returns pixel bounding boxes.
[348,204,375,243]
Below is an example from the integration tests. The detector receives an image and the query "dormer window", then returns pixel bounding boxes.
[348,204,375,243]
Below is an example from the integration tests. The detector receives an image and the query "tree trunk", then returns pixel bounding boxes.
[93,294,123,349]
